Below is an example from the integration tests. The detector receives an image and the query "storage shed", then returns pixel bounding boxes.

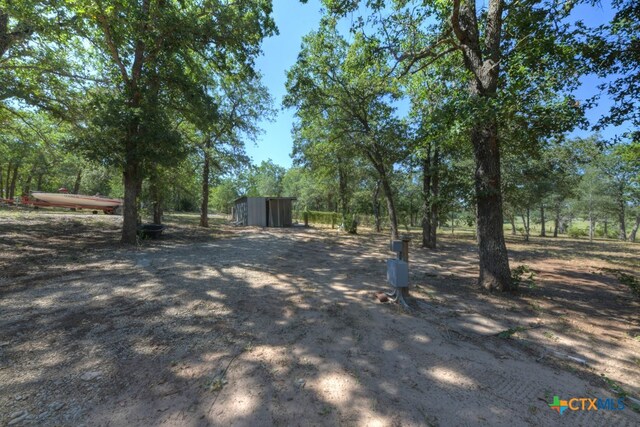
[233,197,297,227]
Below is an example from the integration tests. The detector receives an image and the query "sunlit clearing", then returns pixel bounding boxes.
[424,366,477,388]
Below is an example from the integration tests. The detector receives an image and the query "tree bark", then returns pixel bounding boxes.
[539,204,546,237]
[421,144,440,248]
[472,120,511,289]
[629,214,640,243]
[520,209,530,242]
[553,208,560,237]
[589,210,594,243]
[452,0,511,291]
[617,186,626,240]
[366,147,398,239]
[121,162,142,244]
[510,215,516,235]
[422,146,433,248]
[5,161,11,197]
[8,162,19,199]
[23,173,32,196]
[149,168,163,225]
[380,175,399,240]
[73,169,82,194]
[451,210,455,234]
[430,146,440,247]
[0,164,3,198]
[337,156,349,224]
[372,180,381,232]
[200,141,210,228]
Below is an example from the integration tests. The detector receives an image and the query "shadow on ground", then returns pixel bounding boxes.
[1,212,639,426]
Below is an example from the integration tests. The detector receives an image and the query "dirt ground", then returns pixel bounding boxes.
[1,210,639,426]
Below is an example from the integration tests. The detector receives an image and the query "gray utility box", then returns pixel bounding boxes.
[387,259,409,288]
[390,240,403,253]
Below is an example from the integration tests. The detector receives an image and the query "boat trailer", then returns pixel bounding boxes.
[0,195,120,215]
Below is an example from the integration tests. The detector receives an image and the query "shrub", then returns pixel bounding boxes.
[511,264,536,290]
[294,210,339,226]
[567,226,588,238]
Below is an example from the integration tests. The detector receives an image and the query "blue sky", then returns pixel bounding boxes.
[248,0,627,168]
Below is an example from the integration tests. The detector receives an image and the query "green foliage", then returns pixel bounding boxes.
[497,326,526,339]
[209,179,240,214]
[342,213,358,234]
[511,265,537,290]
[296,210,339,226]
[239,160,286,197]
[586,0,640,130]
[567,226,588,238]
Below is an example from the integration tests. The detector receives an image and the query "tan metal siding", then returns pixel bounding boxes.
[247,197,267,226]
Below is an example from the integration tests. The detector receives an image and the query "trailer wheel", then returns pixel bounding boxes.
[92,210,98,215]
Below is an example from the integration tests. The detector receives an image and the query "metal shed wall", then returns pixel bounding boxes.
[247,197,267,226]
[233,197,248,225]
[234,196,296,227]
[268,198,293,227]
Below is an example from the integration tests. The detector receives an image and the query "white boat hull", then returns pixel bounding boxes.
[31,192,122,208]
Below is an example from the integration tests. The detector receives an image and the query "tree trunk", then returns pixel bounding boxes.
[200,142,210,228]
[430,146,440,247]
[604,219,608,238]
[472,120,512,290]
[589,210,594,243]
[521,211,530,242]
[337,157,349,225]
[421,146,433,248]
[73,169,82,194]
[372,180,381,232]
[149,169,163,225]
[409,198,414,227]
[451,210,455,234]
[421,144,440,248]
[8,163,19,199]
[0,164,3,198]
[618,187,626,240]
[377,168,399,240]
[121,163,142,244]
[36,173,44,191]
[23,174,32,196]
[5,160,11,197]
[452,0,511,290]
[553,208,560,237]
[539,204,546,237]
[629,214,640,242]
[510,215,516,235]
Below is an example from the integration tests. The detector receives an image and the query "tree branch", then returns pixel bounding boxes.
[1,65,108,83]
[95,13,130,85]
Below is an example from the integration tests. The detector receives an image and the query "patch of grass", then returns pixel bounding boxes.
[601,374,628,398]
[318,406,332,416]
[529,302,543,312]
[497,326,526,339]
[511,265,537,290]
[204,375,228,392]
[543,331,559,341]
